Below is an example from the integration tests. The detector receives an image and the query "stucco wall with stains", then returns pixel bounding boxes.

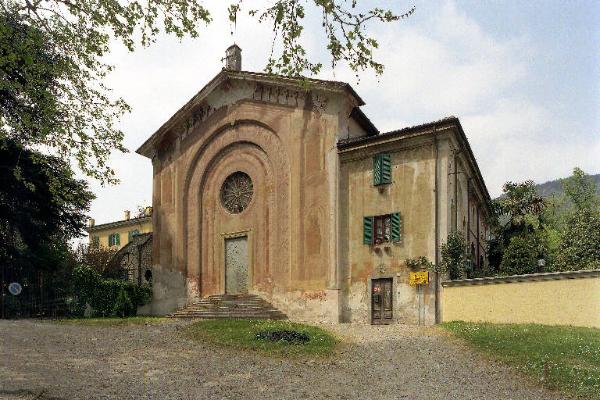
[139,70,492,324]
[339,135,444,325]
[144,77,357,319]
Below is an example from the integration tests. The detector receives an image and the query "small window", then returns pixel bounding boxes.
[373,153,392,186]
[108,233,120,247]
[364,212,402,245]
[374,215,391,244]
[128,229,140,241]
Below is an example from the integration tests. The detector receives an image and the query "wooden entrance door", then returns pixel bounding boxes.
[225,236,249,294]
[371,278,393,324]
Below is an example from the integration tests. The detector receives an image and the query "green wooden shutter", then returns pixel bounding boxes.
[381,153,392,184]
[128,230,139,241]
[373,155,382,185]
[391,212,402,242]
[363,216,374,245]
[115,233,120,246]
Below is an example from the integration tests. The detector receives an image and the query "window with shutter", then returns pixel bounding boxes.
[365,213,402,245]
[373,155,382,185]
[373,153,392,186]
[381,153,392,184]
[373,215,391,244]
[391,212,402,242]
[115,233,120,246]
[363,216,374,245]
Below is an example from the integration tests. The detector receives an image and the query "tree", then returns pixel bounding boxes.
[236,1,415,77]
[0,137,94,316]
[554,168,600,271]
[562,167,600,212]
[1,1,414,183]
[498,232,547,276]
[554,209,600,271]
[439,232,468,280]
[493,180,545,239]
[0,137,94,262]
[490,180,548,274]
[72,243,121,279]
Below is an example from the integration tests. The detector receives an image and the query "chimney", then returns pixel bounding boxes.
[225,44,242,71]
[144,206,153,217]
[124,210,131,220]
[88,218,95,228]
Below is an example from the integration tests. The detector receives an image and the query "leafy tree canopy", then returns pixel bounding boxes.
[493,180,545,241]
[440,231,468,280]
[554,209,600,271]
[0,136,94,267]
[552,168,600,271]
[1,1,414,183]
[562,167,600,212]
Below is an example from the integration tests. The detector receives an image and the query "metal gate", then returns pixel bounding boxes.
[225,236,249,294]
[371,278,393,324]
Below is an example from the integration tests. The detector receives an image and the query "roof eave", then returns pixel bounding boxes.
[136,70,365,159]
[86,216,152,233]
[337,116,492,210]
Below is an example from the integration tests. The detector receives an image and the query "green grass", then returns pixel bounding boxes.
[441,321,600,399]
[56,316,169,326]
[184,319,337,357]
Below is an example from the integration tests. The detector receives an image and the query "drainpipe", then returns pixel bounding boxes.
[454,151,459,232]
[467,178,472,254]
[433,130,441,324]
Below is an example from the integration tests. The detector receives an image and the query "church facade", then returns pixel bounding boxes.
[137,47,491,325]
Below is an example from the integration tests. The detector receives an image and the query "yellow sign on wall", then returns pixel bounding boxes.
[409,271,429,286]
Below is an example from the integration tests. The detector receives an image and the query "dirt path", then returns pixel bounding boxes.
[0,320,569,400]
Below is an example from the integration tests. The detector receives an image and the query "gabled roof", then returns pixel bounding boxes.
[87,216,152,233]
[350,107,379,136]
[338,116,492,206]
[136,69,365,158]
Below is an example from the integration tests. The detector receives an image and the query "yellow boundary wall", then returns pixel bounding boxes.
[441,269,600,328]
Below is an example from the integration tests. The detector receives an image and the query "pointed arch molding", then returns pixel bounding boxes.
[182,121,291,299]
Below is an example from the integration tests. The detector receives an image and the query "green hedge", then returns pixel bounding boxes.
[73,265,152,317]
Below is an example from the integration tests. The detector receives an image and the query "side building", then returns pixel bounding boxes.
[87,208,153,250]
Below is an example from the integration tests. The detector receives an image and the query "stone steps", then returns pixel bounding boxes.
[168,294,287,320]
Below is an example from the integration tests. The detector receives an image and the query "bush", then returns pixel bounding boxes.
[554,209,600,271]
[113,288,134,318]
[440,232,468,280]
[72,265,152,317]
[498,235,539,276]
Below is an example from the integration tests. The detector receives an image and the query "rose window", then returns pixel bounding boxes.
[220,172,253,214]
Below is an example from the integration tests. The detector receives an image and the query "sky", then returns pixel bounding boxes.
[88,0,600,225]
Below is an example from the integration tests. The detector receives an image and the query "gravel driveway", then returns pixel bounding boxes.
[0,319,570,400]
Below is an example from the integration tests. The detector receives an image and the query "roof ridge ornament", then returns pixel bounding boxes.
[224,44,242,71]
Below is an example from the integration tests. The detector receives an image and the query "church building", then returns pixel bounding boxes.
[136,45,491,325]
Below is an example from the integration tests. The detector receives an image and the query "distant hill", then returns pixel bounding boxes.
[535,173,600,198]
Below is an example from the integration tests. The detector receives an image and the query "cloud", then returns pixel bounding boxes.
[86,0,599,223]
[318,1,598,197]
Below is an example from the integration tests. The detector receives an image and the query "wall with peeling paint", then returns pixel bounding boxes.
[143,75,360,321]
[339,135,440,325]
[139,70,492,324]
